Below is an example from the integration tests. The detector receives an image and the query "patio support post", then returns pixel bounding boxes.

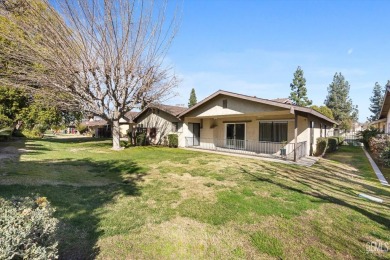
[294,113,298,162]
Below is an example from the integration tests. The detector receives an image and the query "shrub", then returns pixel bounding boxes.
[327,137,338,152]
[0,114,12,129]
[136,132,146,146]
[358,128,382,148]
[76,123,88,134]
[168,134,178,148]
[0,127,13,141]
[126,129,133,145]
[0,196,59,259]
[337,136,345,145]
[315,137,328,156]
[21,129,43,138]
[380,146,390,167]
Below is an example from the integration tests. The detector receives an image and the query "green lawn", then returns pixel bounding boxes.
[0,137,389,259]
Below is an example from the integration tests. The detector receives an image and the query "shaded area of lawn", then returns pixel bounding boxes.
[326,145,390,187]
[0,137,389,259]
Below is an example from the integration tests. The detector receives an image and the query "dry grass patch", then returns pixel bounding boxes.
[97,217,261,260]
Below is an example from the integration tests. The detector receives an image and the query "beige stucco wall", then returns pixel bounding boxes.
[137,109,183,145]
[182,113,334,157]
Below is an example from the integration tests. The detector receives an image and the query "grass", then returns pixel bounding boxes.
[0,137,389,259]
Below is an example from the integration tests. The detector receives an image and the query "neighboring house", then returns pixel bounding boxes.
[133,104,187,145]
[84,117,112,138]
[376,86,390,133]
[177,90,337,161]
[368,118,386,132]
[119,111,139,137]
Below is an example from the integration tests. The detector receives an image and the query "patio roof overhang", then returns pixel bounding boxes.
[179,90,338,126]
[184,109,294,120]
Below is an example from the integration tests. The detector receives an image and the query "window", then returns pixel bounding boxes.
[200,119,203,129]
[172,122,178,132]
[149,128,157,138]
[259,122,287,142]
[223,99,227,108]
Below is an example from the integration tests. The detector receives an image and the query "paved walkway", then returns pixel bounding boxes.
[362,147,389,186]
[182,148,319,167]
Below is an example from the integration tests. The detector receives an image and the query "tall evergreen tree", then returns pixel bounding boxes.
[188,88,197,108]
[368,82,385,121]
[324,72,358,130]
[289,66,312,106]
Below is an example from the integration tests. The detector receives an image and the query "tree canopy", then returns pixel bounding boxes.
[324,72,358,130]
[367,82,385,122]
[288,66,312,107]
[188,88,197,108]
[0,0,179,149]
[310,105,334,120]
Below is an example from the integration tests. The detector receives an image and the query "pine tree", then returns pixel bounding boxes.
[188,88,197,108]
[324,72,358,130]
[368,82,385,121]
[289,66,312,107]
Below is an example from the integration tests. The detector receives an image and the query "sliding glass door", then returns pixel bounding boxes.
[225,123,245,149]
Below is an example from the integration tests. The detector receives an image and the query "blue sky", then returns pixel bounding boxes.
[166,0,390,122]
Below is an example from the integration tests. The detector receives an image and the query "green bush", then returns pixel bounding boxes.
[76,123,88,134]
[337,136,345,145]
[327,137,338,152]
[358,128,382,148]
[380,146,390,167]
[22,129,43,138]
[0,114,13,129]
[168,134,178,148]
[12,129,25,137]
[0,127,13,141]
[315,137,328,156]
[0,196,59,259]
[136,132,146,146]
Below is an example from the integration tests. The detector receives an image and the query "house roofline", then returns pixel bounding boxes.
[379,86,390,119]
[178,90,338,125]
[133,104,186,122]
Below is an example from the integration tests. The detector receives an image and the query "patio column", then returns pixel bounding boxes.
[294,113,298,162]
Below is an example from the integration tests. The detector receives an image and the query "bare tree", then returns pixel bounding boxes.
[0,0,179,149]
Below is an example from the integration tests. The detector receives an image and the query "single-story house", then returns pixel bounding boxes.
[119,111,139,137]
[376,86,390,133]
[368,118,386,132]
[133,104,187,145]
[177,90,337,161]
[84,118,112,138]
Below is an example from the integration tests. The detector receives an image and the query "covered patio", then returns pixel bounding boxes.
[178,90,337,161]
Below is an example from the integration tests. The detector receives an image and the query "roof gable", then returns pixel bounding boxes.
[133,104,187,122]
[179,90,337,125]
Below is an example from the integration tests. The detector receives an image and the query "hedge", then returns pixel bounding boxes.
[168,134,178,148]
[136,132,146,146]
[315,136,342,156]
[315,137,328,156]
[327,137,338,152]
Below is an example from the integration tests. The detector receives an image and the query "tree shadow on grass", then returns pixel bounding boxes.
[0,139,145,260]
[241,166,390,230]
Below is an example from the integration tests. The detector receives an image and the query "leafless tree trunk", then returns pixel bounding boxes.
[0,0,179,149]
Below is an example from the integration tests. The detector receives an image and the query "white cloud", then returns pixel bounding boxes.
[347,48,353,55]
